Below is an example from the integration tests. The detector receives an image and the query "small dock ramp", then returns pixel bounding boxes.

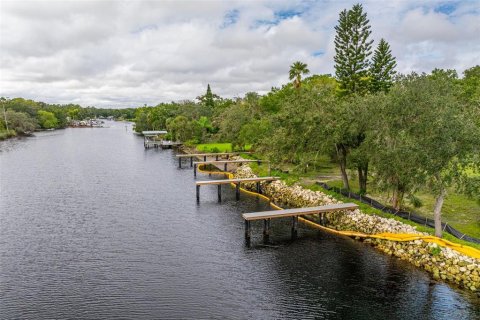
[195,177,279,202]
[193,160,268,176]
[242,203,358,245]
[176,152,253,167]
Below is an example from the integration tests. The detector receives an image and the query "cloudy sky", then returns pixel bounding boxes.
[1,0,479,108]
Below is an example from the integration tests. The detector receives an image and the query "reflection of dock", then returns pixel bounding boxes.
[242,203,359,245]
[195,177,279,202]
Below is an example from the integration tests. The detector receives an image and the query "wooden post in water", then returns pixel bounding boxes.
[196,185,200,203]
[190,157,193,167]
[203,155,207,162]
[224,163,228,171]
[217,185,222,202]
[178,157,182,168]
[194,164,197,178]
[245,220,251,247]
[263,219,270,243]
[291,216,298,240]
[216,155,219,161]
[235,183,240,200]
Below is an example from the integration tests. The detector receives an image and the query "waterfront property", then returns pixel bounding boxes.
[195,177,279,202]
[176,152,254,167]
[242,203,359,245]
[193,159,269,177]
[142,130,182,149]
[2,123,478,318]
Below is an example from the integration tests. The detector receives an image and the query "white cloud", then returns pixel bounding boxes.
[0,0,479,108]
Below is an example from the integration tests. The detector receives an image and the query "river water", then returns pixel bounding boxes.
[0,121,478,319]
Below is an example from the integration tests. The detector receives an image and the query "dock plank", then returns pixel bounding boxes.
[242,203,358,221]
[176,152,253,158]
[193,160,265,165]
[196,177,279,186]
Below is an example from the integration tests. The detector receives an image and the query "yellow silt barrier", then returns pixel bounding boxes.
[300,218,480,259]
[197,164,480,260]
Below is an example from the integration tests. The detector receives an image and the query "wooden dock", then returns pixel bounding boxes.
[145,140,182,149]
[195,177,279,202]
[176,152,253,168]
[242,203,358,245]
[193,160,269,177]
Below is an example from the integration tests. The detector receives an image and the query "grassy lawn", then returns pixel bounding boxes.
[327,179,480,239]
[412,192,479,239]
[195,143,252,153]
[303,183,480,250]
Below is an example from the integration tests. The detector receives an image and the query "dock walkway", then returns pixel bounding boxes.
[193,159,268,176]
[145,140,182,149]
[176,152,253,167]
[195,177,279,202]
[242,203,359,245]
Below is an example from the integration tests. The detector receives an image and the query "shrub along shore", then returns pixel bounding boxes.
[230,162,480,292]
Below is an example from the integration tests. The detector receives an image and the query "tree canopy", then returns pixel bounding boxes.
[334,3,373,95]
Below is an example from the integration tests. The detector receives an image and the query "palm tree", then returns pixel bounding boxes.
[289,61,310,88]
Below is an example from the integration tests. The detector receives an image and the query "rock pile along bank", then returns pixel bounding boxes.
[233,163,480,292]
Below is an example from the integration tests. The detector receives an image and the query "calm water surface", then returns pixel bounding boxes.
[1,122,479,319]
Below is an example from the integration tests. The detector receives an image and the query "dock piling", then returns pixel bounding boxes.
[291,216,298,240]
[263,219,270,243]
[190,157,193,167]
[245,220,251,247]
[217,185,222,202]
[194,164,197,178]
[196,185,200,203]
[235,183,240,200]
[179,157,182,168]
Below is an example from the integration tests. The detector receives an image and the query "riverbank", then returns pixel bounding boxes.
[181,146,480,292]
[229,163,480,292]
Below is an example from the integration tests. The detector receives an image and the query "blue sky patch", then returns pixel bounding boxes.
[252,8,304,29]
[221,9,239,28]
[312,50,324,57]
[434,2,458,15]
[274,8,303,20]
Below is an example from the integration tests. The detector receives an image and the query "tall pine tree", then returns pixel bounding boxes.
[205,84,214,108]
[370,38,397,93]
[334,3,373,95]
[333,3,373,193]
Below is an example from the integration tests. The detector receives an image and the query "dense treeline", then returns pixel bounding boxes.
[134,69,479,197]
[0,97,136,139]
[133,4,479,238]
